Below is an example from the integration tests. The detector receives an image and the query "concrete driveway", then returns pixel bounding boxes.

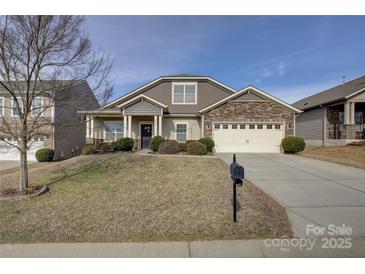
[218,153,365,237]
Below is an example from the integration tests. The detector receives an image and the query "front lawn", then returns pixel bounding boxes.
[299,146,365,169]
[0,153,292,243]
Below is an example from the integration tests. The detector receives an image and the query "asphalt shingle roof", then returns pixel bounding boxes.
[293,75,365,110]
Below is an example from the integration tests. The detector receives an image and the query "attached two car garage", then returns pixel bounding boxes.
[201,86,300,153]
[212,122,284,153]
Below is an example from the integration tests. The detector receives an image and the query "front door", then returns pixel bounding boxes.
[141,124,152,149]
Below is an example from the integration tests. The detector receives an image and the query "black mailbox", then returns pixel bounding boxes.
[230,162,245,185]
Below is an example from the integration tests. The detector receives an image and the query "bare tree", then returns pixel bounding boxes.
[0,16,113,193]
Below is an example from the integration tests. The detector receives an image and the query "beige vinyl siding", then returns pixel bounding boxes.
[124,100,161,116]
[295,108,325,145]
[162,117,201,141]
[349,90,365,101]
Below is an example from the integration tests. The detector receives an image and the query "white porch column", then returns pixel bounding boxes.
[90,116,94,138]
[123,115,127,137]
[344,102,351,124]
[128,116,132,138]
[158,115,162,136]
[153,116,158,136]
[350,102,356,125]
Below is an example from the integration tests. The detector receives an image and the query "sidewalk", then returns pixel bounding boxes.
[1,237,365,258]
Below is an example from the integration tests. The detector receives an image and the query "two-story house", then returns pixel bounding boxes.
[0,81,99,161]
[80,75,300,153]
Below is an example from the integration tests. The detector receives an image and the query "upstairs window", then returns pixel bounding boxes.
[31,97,43,117]
[11,97,23,117]
[172,83,197,104]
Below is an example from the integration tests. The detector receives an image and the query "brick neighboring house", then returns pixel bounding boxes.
[0,81,99,160]
[80,75,300,153]
[293,75,365,146]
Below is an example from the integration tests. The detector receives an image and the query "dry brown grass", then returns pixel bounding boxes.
[299,146,365,169]
[0,153,292,243]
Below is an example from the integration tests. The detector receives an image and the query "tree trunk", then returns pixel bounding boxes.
[19,135,28,193]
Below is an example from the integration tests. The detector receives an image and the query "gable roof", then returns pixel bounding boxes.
[293,75,365,111]
[102,76,236,109]
[117,94,167,109]
[199,86,301,113]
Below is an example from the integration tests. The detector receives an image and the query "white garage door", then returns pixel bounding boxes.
[0,138,45,161]
[213,123,284,153]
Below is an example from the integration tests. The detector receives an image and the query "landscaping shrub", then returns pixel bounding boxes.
[35,148,54,162]
[158,140,179,154]
[100,143,114,153]
[177,142,186,152]
[113,137,134,151]
[149,135,165,151]
[281,136,306,154]
[198,137,215,152]
[81,144,95,155]
[186,141,207,155]
[185,140,197,145]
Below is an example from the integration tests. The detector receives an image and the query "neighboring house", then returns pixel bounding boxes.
[293,75,365,146]
[80,74,300,153]
[0,81,99,161]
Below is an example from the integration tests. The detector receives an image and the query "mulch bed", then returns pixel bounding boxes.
[0,185,49,201]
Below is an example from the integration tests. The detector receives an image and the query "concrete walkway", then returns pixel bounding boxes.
[1,237,365,257]
[217,153,365,237]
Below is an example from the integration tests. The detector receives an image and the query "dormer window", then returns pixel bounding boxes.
[172,82,197,104]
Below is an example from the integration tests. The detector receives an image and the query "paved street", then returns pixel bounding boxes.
[218,153,365,237]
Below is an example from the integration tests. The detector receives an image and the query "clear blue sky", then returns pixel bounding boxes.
[85,16,365,103]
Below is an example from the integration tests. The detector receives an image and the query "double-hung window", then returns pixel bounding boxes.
[172,83,197,104]
[31,96,43,117]
[0,97,4,117]
[12,97,23,117]
[104,121,124,142]
[355,112,363,132]
[175,123,188,142]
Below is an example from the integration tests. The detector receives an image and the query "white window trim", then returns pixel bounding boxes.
[0,97,4,116]
[31,96,44,117]
[11,97,23,117]
[104,120,124,142]
[174,121,189,142]
[171,82,197,105]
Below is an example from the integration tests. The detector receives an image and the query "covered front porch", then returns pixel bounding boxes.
[83,95,166,150]
[326,101,365,143]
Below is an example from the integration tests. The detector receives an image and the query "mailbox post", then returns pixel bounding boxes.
[230,154,245,223]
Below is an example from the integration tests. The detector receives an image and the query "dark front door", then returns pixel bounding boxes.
[141,124,152,149]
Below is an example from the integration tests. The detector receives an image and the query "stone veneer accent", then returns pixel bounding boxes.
[326,105,343,139]
[203,101,295,137]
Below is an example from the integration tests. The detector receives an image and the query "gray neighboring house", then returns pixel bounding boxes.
[0,81,99,161]
[293,75,365,146]
[80,74,300,153]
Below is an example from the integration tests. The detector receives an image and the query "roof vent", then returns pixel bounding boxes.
[303,102,309,106]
